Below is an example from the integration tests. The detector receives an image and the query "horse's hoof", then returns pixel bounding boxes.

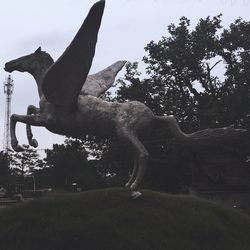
[13,144,25,152]
[125,182,131,188]
[131,191,142,199]
[30,139,38,148]
[130,182,139,191]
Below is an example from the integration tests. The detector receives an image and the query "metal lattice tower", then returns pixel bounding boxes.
[3,75,14,153]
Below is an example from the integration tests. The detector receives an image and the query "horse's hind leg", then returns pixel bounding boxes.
[26,105,40,148]
[130,145,149,191]
[125,154,138,188]
[117,128,149,194]
[155,115,188,141]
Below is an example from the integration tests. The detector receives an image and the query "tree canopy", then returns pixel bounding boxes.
[44,138,105,190]
[101,15,250,191]
[117,15,250,131]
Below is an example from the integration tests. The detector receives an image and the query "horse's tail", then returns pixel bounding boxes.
[154,115,247,145]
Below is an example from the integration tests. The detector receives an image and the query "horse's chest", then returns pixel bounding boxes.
[45,113,78,136]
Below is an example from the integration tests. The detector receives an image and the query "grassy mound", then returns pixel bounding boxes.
[0,188,250,250]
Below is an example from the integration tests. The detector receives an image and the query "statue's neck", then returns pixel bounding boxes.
[28,62,53,99]
[32,69,46,98]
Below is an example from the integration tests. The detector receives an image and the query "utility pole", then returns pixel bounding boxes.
[3,75,14,153]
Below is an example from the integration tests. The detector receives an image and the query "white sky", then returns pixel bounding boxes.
[0,0,249,155]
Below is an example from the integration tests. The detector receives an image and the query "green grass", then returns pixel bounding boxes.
[0,188,250,250]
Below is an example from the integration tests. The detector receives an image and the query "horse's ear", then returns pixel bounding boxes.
[35,47,42,54]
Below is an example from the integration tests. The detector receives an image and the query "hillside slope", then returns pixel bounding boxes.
[0,188,250,250]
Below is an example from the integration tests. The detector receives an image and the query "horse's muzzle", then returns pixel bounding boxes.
[4,63,13,73]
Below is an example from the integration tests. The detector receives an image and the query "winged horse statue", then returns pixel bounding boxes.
[4,0,246,198]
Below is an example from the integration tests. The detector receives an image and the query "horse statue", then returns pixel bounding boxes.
[4,0,246,198]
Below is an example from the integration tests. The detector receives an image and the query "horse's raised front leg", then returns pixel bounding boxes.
[26,105,40,148]
[10,114,48,152]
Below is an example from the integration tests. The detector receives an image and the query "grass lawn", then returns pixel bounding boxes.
[0,188,250,250]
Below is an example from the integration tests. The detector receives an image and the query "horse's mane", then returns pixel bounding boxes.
[39,51,54,66]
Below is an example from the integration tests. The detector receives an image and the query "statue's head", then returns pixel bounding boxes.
[4,47,54,73]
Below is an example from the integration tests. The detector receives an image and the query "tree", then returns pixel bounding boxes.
[45,138,105,190]
[0,151,11,188]
[99,15,250,192]
[11,145,43,191]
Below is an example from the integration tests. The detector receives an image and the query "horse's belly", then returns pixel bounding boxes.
[46,114,116,139]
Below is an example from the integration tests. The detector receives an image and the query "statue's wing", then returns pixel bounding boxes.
[42,0,105,107]
[81,61,127,97]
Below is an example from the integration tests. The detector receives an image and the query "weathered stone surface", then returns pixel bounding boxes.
[82,61,127,97]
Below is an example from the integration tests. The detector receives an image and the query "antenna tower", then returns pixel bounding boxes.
[3,75,14,153]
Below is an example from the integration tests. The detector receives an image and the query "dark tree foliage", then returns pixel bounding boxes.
[0,151,9,175]
[118,16,250,131]
[44,138,105,190]
[11,145,42,177]
[10,145,44,191]
[0,151,11,188]
[112,15,250,192]
[98,15,250,192]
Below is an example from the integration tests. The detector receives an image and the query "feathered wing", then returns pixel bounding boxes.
[42,0,105,107]
[81,60,127,97]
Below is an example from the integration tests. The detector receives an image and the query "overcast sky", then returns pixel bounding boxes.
[0,0,249,155]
